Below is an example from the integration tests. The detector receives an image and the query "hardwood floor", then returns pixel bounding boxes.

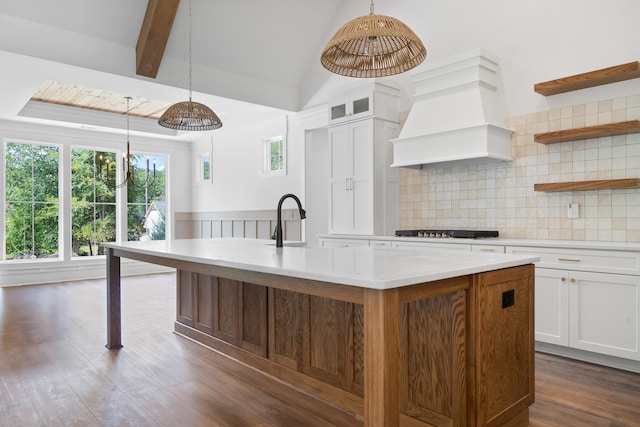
[1,273,639,426]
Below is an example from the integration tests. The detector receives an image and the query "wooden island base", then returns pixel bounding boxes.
[172,264,535,427]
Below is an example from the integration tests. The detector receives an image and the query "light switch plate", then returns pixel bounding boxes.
[568,203,579,219]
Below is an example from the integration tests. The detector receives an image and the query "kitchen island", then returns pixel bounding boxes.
[102,238,538,427]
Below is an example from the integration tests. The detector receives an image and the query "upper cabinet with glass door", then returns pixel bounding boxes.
[328,82,400,126]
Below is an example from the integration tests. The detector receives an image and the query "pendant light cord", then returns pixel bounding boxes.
[126,96,131,144]
[370,0,374,14]
[188,0,193,102]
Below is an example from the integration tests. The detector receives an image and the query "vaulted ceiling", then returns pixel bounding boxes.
[0,0,380,139]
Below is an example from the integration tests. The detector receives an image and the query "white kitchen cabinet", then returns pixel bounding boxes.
[508,246,640,362]
[369,239,392,247]
[569,271,639,360]
[328,89,372,125]
[328,118,399,236]
[534,268,569,346]
[471,244,506,254]
[391,241,472,252]
[328,83,400,126]
[318,237,369,248]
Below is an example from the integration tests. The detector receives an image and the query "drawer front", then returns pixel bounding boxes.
[319,238,370,248]
[391,241,472,252]
[369,239,392,247]
[506,246,640,275]
[472,245,506,254]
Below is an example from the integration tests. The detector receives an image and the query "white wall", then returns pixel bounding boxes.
[189,108,328,215]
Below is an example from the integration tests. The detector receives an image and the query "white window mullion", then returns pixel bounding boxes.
[60,144,71,261]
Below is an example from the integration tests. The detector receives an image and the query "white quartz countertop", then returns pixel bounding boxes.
[102,238,539,290]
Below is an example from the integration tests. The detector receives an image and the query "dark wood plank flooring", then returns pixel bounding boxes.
[1,273,639,426]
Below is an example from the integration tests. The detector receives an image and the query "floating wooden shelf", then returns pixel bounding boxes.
[534,61,640,96]
[534,178,640,192]
[534,120,640,144]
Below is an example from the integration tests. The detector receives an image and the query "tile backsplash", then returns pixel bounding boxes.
[399,94,640,242]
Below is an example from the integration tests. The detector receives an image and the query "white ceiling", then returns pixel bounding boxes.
[0,0,373,140]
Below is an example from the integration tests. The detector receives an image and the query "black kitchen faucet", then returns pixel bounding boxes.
[273,193,306,247]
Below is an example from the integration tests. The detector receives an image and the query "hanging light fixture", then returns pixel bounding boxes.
[158,0,222,131]
[97,96,156,188]
[320,0,426,78]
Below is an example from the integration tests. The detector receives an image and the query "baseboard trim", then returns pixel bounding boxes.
[535,342,640,373]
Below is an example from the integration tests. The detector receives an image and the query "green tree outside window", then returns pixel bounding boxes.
[4,142,59,259]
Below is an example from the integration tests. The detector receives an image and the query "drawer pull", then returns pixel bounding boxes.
[558,258,581,262]
[561,277,567,282]
[570,278,576,283]
[480,248,495,252]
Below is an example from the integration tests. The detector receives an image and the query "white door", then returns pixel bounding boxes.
[534,268,569,346]
[328,119,374,235]
[328,125,351,234]
[569,271,639,360]
[349,120,374,235]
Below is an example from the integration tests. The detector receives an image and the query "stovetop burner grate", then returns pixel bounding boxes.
[395,229,499,239]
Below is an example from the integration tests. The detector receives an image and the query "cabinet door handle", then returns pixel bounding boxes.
[345,178,352,191]
[344,178,353,191]
[561,277,567,282]
[479,248,495,252]
[570,278,576,283]
[558,258,581,262]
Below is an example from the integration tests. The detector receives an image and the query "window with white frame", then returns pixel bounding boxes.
[71,148,117,257]
[4,141,60,260]
[262,135,286,176]
[126,154,166,242]
[2,140,168,263]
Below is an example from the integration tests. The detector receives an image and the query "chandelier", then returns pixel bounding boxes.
[320,0,426,78]
[158,0,222,131]
[98,96,156,189]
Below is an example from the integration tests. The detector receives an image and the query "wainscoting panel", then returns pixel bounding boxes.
[175,209,303,242]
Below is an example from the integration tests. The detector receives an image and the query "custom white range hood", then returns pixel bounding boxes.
[391,49,513,168]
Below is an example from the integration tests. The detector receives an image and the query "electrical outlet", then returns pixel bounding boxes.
[567,203,579,219]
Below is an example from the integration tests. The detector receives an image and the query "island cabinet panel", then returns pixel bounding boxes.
[269,288,304,370]
[242,283,268,357]
[214,277,241,345]
[194,273,214,335]
[302,296,365,396]
[400,289,467,427]
[269,289,365,396]
[473,265,535,427]
[176,270,194,326]
[176,270,268,357]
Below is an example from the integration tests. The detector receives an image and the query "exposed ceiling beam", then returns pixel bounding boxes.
[136,0,180,78]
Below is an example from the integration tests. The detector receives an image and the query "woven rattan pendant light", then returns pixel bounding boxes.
[320,1,426,78]
[158,0,222,131]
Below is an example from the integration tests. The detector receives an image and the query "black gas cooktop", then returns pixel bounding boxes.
[395,229,499,239]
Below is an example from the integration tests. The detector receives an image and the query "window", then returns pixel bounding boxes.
[3,140,168,263]
[262,135,286,176]
[199,153,212,182]
[4,142,60,260]
[71,148,116,257]
[127,154,166,241]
